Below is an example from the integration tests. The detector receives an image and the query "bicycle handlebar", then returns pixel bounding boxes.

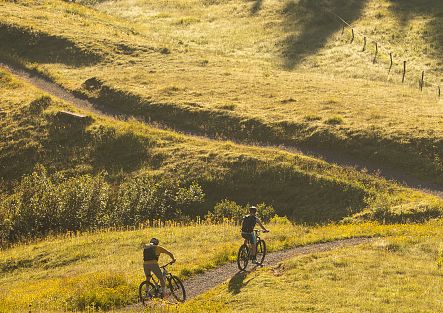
[254,229,269,233]
[160,260,176,268]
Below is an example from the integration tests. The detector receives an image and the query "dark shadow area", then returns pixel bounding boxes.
[281,0,368,69]
[388,0,443,58]
[0,23,102,66]
[92,127,149,173]
[203,157,368,224]
[228,271,255,295]
[251,0,263,15]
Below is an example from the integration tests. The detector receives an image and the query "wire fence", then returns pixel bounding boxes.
[323,7,442,98]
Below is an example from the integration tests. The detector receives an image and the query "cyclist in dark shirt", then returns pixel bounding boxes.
[241,206,269,263]
[143,237,175,297]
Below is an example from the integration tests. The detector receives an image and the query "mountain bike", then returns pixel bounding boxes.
[237,229,268,270]
[138,261,186,304]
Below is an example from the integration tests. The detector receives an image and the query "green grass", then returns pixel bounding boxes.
[2,64,443,234]
[1,220,438,312]
[180,221,443,312]
[1,0,443,184]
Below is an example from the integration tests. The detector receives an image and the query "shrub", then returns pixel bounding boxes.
[325,116,344,125]
[207,200,276,223]
[208,199,246,223]
[255,203,276,223]
[0,166,205,245]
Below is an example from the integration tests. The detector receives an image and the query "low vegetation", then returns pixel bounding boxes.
[1,220,436,312]
[181,221,443,312]
[1,0,443,185]
[2,67,443,246]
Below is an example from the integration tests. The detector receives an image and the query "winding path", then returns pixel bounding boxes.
[121,237,372,311]
[183,237,371,299]
[1,62,442,199]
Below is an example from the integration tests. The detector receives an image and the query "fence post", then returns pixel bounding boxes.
[402,61,406,83]
[362,36,366,51]
[373,42,378,64]
[439,86,441,98]
[389,52,393,73]
[420,71,424,91]
[350,29,354,43]
[341,26,345,35]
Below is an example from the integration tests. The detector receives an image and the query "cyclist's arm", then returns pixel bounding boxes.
[256,218,269,232]
[157,246,176,261]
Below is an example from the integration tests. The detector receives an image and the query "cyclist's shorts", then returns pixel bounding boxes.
[143,263,163,281]
[241,231,257,244]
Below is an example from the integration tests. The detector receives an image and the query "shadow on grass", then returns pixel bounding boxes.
[0,23,101,67]
[251,0,263,15]
[228,271,256,295]
[388,0,443,57]
[281,0,367,69]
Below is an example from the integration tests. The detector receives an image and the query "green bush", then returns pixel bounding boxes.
[207,199,276,223]
[207,199,245,223]
[0,166,205,245]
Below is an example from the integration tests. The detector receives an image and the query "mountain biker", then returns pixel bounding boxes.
[143,237,176,298]
[241,206,269,264]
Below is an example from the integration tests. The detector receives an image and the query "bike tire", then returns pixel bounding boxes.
[237,244,249,271]
[168,275,186,302]
[256,240,266,265]
[138,280,157,306]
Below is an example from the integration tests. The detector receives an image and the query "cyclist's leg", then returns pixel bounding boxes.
[151,264,165,297]
[250,233,257,260]
[143,264,152,283]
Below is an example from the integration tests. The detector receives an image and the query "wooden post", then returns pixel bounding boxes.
[439,86,441,98]
[420,71,424,91]
[351,29,354,43]
[341,26,345,35]
[389,52,393,73]
[373,42,378,64]
[362,36,366,51]
[402,61,406,83]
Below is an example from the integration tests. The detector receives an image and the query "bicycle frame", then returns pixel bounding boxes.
[244,229,262,248]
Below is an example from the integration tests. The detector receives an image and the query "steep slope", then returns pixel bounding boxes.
[1,0,443,185]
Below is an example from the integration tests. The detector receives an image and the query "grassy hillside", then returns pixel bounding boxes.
[181,221,443,313]
[1,0,443,185]
[2,65,443,245]
[0,221,430,312]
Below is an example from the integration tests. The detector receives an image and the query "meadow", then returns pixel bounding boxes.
[2,65,443,244]
[2,1,443,312]
[180,221,443,313]
[1,220,436,312]
[1,0,443,184]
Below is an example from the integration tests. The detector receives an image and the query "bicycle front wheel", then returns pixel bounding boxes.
[138,280,157,306]
[237,244,249,271]
[168,275,186,302]
[256,240,266,265]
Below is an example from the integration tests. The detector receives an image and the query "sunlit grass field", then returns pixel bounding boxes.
[180,221,443,313]
[2,1,443,311]
[2,220,439,312]
[1,0,443,183]
[3,66,443,226]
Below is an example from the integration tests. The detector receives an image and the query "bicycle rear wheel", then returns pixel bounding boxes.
[256,240,266,265]
[237,244,249,271]
[138,280,157,305]
[168,275,186,302]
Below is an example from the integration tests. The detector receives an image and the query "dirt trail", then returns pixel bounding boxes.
[120,237,371,312]
[1,62,443,199]
[183,237,371,299]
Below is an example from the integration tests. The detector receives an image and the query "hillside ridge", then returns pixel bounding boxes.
[2,61,442,199]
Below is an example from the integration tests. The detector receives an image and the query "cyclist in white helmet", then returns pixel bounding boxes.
[241,206,269,263]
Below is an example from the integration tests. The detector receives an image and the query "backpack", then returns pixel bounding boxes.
[143,245,158,261]
[241,215,256,233]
